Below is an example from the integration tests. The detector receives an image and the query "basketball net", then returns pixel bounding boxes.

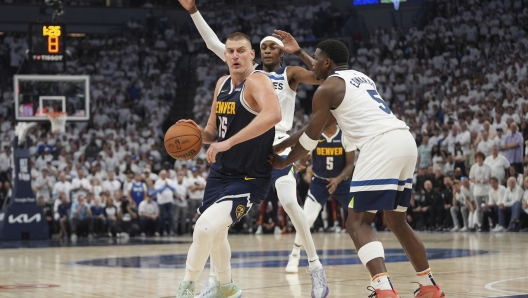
[47,111,67,134]
[15,122,37,146]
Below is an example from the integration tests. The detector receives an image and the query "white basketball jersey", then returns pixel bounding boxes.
[329,70,409,150]
[259,66,296,144]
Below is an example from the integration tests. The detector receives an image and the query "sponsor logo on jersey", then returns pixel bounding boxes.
[318,139,325,142]
[315,147,343,156]
[220,89,227,93]
[216,101,236,115]
[244,176,256,181]
[235,205,246,219]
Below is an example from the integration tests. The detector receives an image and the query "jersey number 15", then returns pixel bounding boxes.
[218,116,228,138]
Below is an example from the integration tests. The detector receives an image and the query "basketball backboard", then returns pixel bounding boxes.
[14,75,90,122]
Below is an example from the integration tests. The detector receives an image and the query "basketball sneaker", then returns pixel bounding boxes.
[255,225,263,235]
[195,275,218,298]
[413,284,445,298]
[367,286,400,298]
[285,254,300,273]
[308,265,329,298]
[216,282,242,298]
[176,281,195,298]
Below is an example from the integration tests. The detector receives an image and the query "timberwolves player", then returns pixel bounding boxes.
[286,123,355,273]
[273,40,445,298]
[178,1,329,297]
[175,32,281,298]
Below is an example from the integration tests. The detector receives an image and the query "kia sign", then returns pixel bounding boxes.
[0,137,48,240]
[8,214,41,224]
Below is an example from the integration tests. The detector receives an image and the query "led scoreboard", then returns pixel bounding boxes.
[28,23,65,62]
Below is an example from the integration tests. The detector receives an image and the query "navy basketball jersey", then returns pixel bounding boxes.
[312,128,348,178]
[130,181,146,207]
[212,74,275,178]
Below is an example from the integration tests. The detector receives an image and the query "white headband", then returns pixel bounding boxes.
[260,36,284,48]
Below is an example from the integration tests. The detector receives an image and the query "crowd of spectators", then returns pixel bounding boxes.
[1,0,528,240]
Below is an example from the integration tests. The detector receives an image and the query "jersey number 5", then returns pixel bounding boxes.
[367,90,391,114]
[326,157,333,170]
[218,116,228,138]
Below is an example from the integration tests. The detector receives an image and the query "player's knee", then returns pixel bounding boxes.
[345,214,362,232]
[193,217,216,240]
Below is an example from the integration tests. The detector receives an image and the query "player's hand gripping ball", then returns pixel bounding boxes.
[164,122,203,160]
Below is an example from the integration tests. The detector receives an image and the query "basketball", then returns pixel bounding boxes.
[164,122,202,160]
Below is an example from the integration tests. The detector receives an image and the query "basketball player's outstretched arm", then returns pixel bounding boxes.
[179,0,226,61]
[272,77,345,169]
[206,73,282,163]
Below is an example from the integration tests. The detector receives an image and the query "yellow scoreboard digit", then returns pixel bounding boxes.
[42,25,62,54]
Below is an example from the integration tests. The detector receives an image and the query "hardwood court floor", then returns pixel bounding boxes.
[0,232,527,297]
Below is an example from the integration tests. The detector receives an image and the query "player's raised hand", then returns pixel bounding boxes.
[206,140,232,163]
[178,0,197,13]
[272,30,300,54]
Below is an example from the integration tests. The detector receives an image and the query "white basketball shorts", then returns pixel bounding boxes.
[349,129,417,212]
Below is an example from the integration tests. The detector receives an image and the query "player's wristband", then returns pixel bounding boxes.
[293,48,303,56]
[299,132,318,151]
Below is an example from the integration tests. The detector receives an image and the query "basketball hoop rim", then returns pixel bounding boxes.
[46,111,68,120]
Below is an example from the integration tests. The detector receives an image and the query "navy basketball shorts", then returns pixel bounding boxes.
[271,155,296,185]
[349,129,417,212]
[199,169,271,223]
[307,176,351,208]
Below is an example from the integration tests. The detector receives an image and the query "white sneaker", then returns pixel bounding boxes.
[308,265,330,298]
[285,254,300,273]
[140,232,146,237]
[195,275,218,298]
[450,226,460,232]
[493,226,505,232]
[70,233,78,241]
[154,232,160,237]
[459,227,468,232]
[176,281,195,298]
[255,226,263,235]
[334,226,342,234]
[274,226,281,234]
[121,232,130,239]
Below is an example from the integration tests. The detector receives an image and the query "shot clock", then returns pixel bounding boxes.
[28,23,65,62]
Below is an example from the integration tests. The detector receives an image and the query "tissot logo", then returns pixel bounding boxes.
[8,214,41,224]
